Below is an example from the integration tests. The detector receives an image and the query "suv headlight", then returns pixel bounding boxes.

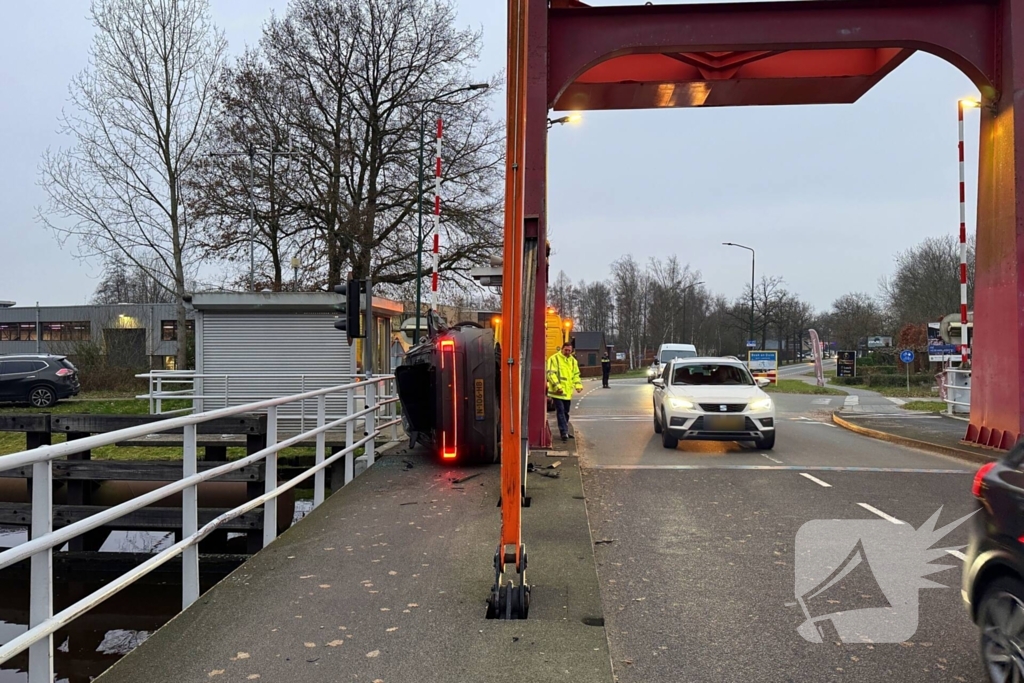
[748,397,773,412]
[669,397,695,410]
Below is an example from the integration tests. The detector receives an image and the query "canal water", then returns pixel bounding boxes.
[0,500,314,682]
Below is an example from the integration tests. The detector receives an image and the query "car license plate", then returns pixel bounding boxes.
[704,415,745,431]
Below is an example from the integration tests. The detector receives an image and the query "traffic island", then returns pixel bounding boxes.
[832,410,1001,464]
[95,448,613,683]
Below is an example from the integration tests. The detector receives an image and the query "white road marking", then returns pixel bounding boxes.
[790,416,837,428]
[799,472,833,488]
[844,395,860,406]
[811,398,832,405]
[857,503,905,525]
[887,397,907,406]
[761,454,782,464]
[946,549,967,560]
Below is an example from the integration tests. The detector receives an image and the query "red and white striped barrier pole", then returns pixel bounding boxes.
[429,117,443,308]
[957,100,971,364]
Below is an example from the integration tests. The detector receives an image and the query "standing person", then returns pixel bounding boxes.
[547,341,583,442]
[601,352,611,388]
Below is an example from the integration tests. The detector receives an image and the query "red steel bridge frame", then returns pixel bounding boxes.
[497,0,1024,615]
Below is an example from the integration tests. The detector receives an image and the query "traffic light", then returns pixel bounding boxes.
[333,280,366,338]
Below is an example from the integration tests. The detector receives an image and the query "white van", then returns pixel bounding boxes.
[647,343,698,383]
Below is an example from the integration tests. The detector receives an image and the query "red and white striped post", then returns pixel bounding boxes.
[957,99,977,364]
[428,117,443,308]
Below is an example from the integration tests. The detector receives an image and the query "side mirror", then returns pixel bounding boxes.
[652,378,665,388]
[756,377,770,387]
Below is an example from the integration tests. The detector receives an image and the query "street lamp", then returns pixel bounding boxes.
[413,83,490,344]
[723,242,756,349]
[956,97,981,365]
[547,114,582,129]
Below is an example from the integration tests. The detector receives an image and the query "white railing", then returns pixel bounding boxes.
[0,375,400,683]
[943,366,971,416]
[137,370,400,438]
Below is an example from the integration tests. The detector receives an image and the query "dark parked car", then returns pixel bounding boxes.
[0,354,80,407]
[962,441,1024,681]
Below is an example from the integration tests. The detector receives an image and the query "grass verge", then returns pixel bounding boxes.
[0,395,192,416]
[902,400,948,412]
[764,380,846,395]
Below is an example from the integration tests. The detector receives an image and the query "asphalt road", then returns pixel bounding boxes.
[573,377,984,683]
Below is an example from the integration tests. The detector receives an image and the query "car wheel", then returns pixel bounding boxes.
[29,385,57,409]
[978,576,1024,682]
[653,407,662,434]
[755,431,776,451]
[661,411,678,449]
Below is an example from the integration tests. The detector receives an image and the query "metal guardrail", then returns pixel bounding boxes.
[942,366,971,415]
[136,370,400,437]
[0,375,400,683]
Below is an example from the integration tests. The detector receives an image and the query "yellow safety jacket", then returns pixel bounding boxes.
[546,351,582,399]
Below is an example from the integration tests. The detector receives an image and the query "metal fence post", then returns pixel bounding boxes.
[345,387,355,485]
[390,378,398,442]
[182,424,199,608]
[29,460,53,683]
[300,375,306,433]
[314,395,326,507]
[264,406,278,547]
[366,381,376,466]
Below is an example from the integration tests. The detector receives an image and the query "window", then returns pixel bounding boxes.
[162,356,177,370]
[0,324,17,341]
[161,320,194,341]
[0,360,43,375]
[41,322,90,342]
[19,324,36,341]
[672,364,753,387]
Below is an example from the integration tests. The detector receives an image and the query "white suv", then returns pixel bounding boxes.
[652,357,776,450]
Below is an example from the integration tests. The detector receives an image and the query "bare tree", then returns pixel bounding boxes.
[548,270,575,319]
[575,280,614,335]
[191,49,311,290]
[93,257,177,304]
[38,0,226,369]
[611,255,646,367]
[879,234,976,330]
[261,0,502,288]
[830,292,883,350]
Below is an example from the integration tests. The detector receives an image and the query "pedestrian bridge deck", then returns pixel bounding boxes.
[95,449,612,683]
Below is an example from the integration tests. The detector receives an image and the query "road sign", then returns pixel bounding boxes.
[899,349,915,391]
[837,351,857,378]
[746,340,757,349]
[748,350,778,384]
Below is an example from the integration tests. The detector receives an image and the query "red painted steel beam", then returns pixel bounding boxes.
[548,0,998,109]
[525,0,551,450]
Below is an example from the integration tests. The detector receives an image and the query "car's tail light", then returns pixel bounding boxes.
[972,462,997,498]
[55,368,74,377]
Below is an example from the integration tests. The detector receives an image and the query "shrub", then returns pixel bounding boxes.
[865,373,935,388]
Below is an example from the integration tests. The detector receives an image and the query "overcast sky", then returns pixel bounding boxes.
[0,0,980,312]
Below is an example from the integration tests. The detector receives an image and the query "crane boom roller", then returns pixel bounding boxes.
[486,0,532,620]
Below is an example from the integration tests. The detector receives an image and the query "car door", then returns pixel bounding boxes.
[4,361,41,401]
[652,362,669,413]
[0,361,12,400]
